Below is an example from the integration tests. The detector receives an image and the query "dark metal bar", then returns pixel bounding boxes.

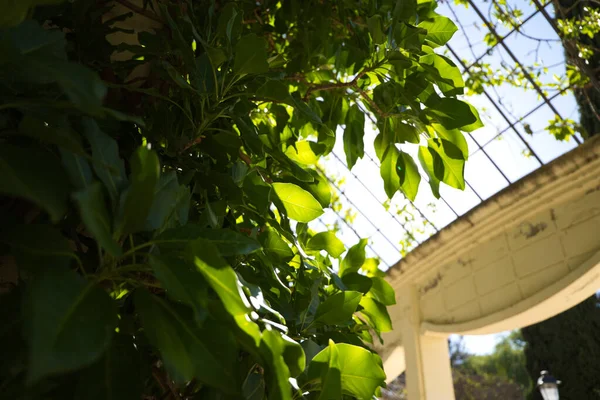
[446,43,545,166]
[466,0,583,146]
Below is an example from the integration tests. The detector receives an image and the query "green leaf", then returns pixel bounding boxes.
[308,342,386,399]
[306,232,345,258]
[418,15,458,47]
[0,144,69,223]
[243,372,266,400]
[367,15,385,44]
[149,255,207,322]
[428,138,465,190]
[75,334,142,400]
[313,340,342,400]
[339,239,368,277]
[26,267,118,383]
[343,104,365,169]
[418,146,441,198]
[188,238,252,317]
[433,123,469,160]
[60,149,93,190]
[294,169,331,209]
[393,119,420,144]
[83,118,126,208]
[460,103,484,132]
[420,53,464,95]
[145,171,190,231]
[134,290,239,391]
[19,115,84,154]
[0,224,74,268]
[396,151,421,201]
[117,146,160,235]
[427,98,478,130]
[393,0,417,23]
[367,277,396,306]
[272,182,324,223]
[73,183,122,257]
[394,22,425,50]
[341,273,372,294]
[157,225,261,256]
[259,228,294,261]
[244,171,272,214]
[314,291,362,325]
[285,141,323,165]
[259,329,293,400]
[380,145,401,199]
[359,297,393,332]
[234,34,269,75]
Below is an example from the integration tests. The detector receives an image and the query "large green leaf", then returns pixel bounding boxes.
[60,149,93,190]
[145,171,190,231]
[427,98,477,130]
[134,290,239,391]
[259,329,293,400]
[307,342,386,399]
[243,171,271,214]
[420,53,464,95]
[359,297,393,332]
[428,138,465,190]
[367,15,385,44]
[0,144,69,222]
[83,118,126,208]
[397,150,421,201]
[117,146,160,235]
[314,291,362,325]
[380,144,401,199]
[339,239,368,277]
[187,238,252,317]
[367,277,396,306]
[149,255,207,321]
[26,267,118,383]
[306,232,345,258]
[157,225,261,256]
[272,182,324,223]
[343,104,365,169]
[73,183,122,257]
[418,15,458,47]
[19,115,84,154]
[74,334,142,400]
[234,34,269,75]
[433,123,469,160]
[418,145,441,198]
[259,228,294,261]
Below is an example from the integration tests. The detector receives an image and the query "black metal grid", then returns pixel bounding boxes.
[316,0,596,269]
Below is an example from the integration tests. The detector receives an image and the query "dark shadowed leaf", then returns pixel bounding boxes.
[26,267,118,383]
[234,34,268,75]
[83,118,126,208]
[149,254,208,322]
[117,146,160,234]
[73,183,122,257]
[60,149,93,190]
[135,290,239,392]
[74,334,142,400]
[157,225,260,256]
[314,291,362,325]
[0,144,69,222]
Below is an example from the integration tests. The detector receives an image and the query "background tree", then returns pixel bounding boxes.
[0,0,478,399]
[522,295,600,400]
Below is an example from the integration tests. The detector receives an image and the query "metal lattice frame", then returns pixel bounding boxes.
[318,0,599,269]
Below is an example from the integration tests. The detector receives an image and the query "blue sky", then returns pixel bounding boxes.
[309,0,588,354]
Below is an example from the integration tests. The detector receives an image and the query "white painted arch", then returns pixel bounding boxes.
[378,136,600,398]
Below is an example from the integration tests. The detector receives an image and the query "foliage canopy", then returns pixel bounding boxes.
[0,0,478,398]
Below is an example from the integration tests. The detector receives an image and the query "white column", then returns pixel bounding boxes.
[398,285,455,400]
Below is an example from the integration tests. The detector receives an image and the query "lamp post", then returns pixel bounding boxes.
[537,370,561,400]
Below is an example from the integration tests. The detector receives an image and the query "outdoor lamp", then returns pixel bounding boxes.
[537,370,560,400]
